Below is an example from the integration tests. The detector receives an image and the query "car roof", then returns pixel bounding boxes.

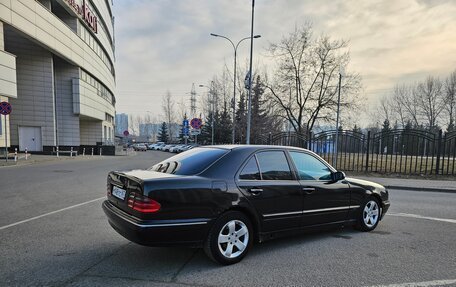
[201,144,309,152]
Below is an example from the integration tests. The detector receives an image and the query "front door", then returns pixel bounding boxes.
[237,150,302,232]
[19,126,42,152]
[288,151,351,227]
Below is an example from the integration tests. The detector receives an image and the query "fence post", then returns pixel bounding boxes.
[91,148,94,156]
[268,132,272,145]
[83,148,85,157]
[308,132,313,151]
[70,147,73,158]
[56,146,59,157]
[25,148,28,160]
[435,129,443,175]
[14,148,17,162]
[99,148,102,156]
[365,131,371,172]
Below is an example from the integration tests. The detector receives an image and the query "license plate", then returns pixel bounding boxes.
[112,186,126,200]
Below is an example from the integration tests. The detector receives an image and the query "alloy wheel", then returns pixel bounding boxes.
[363,200,379,228]
[217,219,249,259]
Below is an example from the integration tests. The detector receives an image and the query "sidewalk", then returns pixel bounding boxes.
[357,176,456,193]
[0,153,106,167]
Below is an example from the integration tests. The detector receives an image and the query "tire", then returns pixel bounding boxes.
[355,197,381,232]
[204,211,253,265]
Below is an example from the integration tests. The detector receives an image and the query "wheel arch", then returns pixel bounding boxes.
[226,206,261,243]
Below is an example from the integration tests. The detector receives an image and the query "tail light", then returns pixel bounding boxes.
[128,192,161,213]
[107,183,111,196]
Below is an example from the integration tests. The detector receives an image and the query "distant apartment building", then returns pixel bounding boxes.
[115,113,128,136]
[0,0,116,152]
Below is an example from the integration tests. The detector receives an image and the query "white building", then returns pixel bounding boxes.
[0,0,116,153]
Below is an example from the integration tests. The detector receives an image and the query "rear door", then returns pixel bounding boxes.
[236,150,302,232]
[288,151,351,227]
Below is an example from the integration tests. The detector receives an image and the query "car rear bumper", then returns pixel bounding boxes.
[102,200,211,247]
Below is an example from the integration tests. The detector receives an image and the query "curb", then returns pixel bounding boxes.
[386,185,456,193]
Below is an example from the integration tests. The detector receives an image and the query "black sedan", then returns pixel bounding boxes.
[103,145,390,265]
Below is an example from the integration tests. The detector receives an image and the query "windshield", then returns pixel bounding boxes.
[149,147,229,175]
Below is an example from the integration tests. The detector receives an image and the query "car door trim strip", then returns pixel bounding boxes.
[302,206,350,214]
[263,211,303,218]
[264,205,360,218]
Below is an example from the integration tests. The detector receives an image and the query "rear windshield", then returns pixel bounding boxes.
[149,147,229,175]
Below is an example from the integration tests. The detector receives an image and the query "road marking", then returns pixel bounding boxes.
[0,197,105,231]
[368,279,456,287]
[388,212,456,224]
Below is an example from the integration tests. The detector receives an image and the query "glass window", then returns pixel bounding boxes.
[239,156,261,180]
[149,147,229,175]
[289,152,332,181]
[256,151,293,180]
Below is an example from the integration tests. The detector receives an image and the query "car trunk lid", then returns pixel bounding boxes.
[107,170,177,217]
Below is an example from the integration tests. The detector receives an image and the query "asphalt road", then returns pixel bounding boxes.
[0,151,455,287]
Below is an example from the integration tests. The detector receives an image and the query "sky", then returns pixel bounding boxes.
[112,0,456,126]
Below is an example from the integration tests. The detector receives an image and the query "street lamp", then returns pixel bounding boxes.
[334,66,345,168]
[199,82,215,145]
[210,33,261,144]
[246,0,256,145]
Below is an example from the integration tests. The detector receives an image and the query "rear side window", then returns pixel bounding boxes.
[239,157,261,180]
[256,151,293,180]
[150,147,229,175]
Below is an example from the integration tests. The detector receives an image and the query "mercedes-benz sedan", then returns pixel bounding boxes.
[103,145,390,265]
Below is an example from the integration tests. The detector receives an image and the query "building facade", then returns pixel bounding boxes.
[0,0,115,153]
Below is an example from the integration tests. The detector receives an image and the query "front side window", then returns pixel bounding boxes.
[289,152,332,181]
[256,151,293,180]
[239,156,261,180]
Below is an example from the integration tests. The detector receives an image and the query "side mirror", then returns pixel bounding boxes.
[332,171,345,182]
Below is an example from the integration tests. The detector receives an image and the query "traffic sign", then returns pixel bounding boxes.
[190,129,201,136]
[0,102,12,115]
[190,118,203,129]
[183,119,189,127]
[123,130,129,137]
[183,127,189,136]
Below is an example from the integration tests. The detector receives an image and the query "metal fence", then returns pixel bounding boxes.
[256,129,456,176]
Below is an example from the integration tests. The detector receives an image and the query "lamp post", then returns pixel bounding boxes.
[246,0,256,145]
[334,66,344,168]
[210,33,261,144]
[199,82,215,145]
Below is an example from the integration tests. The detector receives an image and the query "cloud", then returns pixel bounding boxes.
[113,0,456,119]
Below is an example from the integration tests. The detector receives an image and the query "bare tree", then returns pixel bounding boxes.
[128,114,141,136]
[415,76,445,130]
[264,24,362,134]
[444,70,456,132]
[390,85,411,127]
[162,91,175,140]
[176,96,188,120]
[378,95,392,123]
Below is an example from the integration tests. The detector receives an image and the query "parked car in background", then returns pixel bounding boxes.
[154,144,166,150]
[162,144,175,152]
[133,143,147,151]
[103,145,390,265]
[169,145,181,153]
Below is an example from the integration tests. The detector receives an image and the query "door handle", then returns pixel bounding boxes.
[302,187,316,193]
[248,188,263,195]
